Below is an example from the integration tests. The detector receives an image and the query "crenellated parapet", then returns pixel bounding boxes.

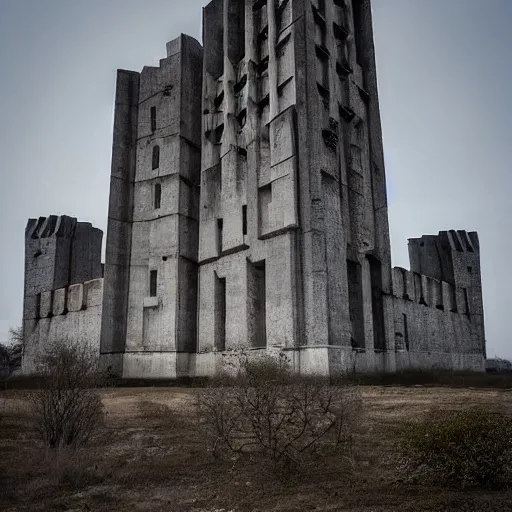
[392,267,459,314]
[32,279,104,320]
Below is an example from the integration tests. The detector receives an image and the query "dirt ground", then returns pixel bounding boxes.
[1,385,512,511]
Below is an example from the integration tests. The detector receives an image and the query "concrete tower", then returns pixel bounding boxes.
[197,0,393,374]
[101,35,203,378]
[23,215,103,373]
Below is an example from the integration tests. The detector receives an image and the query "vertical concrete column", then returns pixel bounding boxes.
[101,70,140,357]
[267,0,279,121]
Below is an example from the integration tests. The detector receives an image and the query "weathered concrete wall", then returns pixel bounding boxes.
[198,0,302,357]
[22,279,104,374]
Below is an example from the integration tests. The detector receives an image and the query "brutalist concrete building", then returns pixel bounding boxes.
[22,0,486,378]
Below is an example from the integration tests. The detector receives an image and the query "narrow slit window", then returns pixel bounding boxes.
[150,106,157,132]
[215,274,227,351]
[154,183,161,209]
[217,218,223,254]
[149,270,158,297]
[152,145,160,170]
[242,205,248,236]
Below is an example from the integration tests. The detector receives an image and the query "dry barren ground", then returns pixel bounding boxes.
[1,386,512,511]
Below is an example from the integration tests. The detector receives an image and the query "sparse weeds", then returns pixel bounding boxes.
[399,407,512,489]
[198,351,362,472]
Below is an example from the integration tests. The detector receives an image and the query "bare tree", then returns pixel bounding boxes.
[30,341,104,449]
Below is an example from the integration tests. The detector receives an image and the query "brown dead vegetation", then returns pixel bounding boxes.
[1,386,512,511]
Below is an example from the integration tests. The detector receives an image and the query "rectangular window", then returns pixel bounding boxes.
[150,106,157,132]
[154,183,161,209]
[369,256,386,351]
[403,314,409,351]
[152,145,160,170]
[217,218,223,254]
[149,270,158,297]
[214,273,226,351]
[242,205,247,236]
[248,260,266,348]
[347,260,365,349]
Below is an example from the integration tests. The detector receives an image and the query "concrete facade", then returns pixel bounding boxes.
[22,0,486,377]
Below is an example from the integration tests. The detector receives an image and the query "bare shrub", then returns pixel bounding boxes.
[399,407,512,489]
[198,351,362,470]
[30,341,104,449]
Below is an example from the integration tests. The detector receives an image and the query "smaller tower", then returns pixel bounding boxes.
[23,215,103,373]
[408,230,485,357]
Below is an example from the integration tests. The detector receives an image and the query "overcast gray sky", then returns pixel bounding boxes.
[0,0,510,358]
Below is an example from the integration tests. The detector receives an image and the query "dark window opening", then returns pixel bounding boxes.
[258,25,269,44]
[322,129,338,152]
[236,109,247,130]
[150,106,157,132]
[253,0,266,11]
[34,250,42,258]
[347,261,365,349]
[217,218,223,254]
[340,105,356,123]
[236,146,247,158]
[234,75,247,95]
[214,91,224,110]
[368,255,386,351]
[242,205,248,236]
[257,56,269,75]
[214,124,224,144]
[249,260,267,348]
[215,274,226,351]
[258,94,270,113]
[152,145,160,170]
[467,266,473,273]
[336,61,352,77]
[315,44,330,60]
[318,0,326,15]
[154,183,161,209]
[150,270,158,297]
[333,22,349,41]
[403,314,410,351]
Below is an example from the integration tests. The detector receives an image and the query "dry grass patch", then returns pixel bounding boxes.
[0,385,511,511]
